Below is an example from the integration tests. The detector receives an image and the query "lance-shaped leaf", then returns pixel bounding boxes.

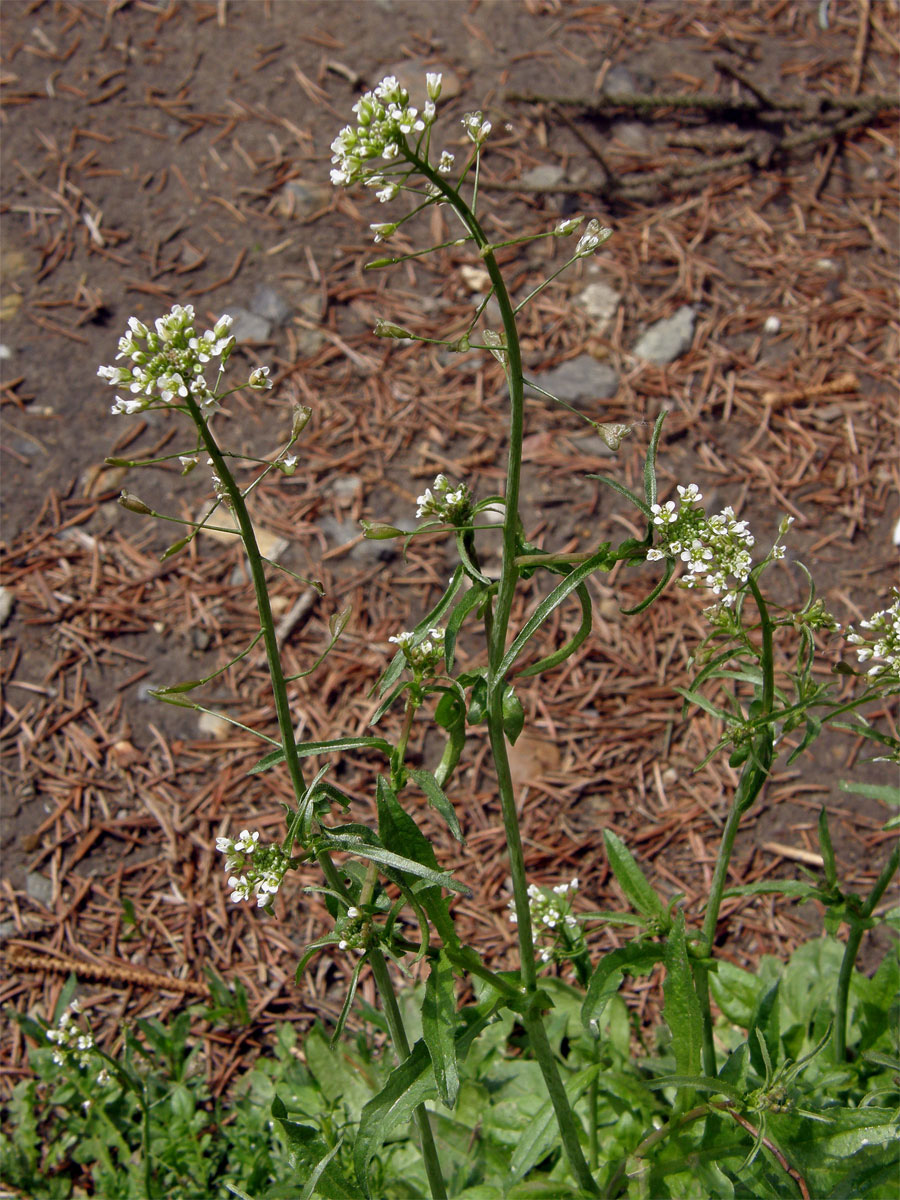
[432,691,466,790]
[422,951,460,1107]
[501,683,524,744]
[408,767,464,843]
[445,581,491,672]
[375,565,465,698]
[603,830,670,927]
[508,1062,599,1184]
[663,911,704,1078]
[582,943,663,1034]
[249,735,394,776]
[354,1014,488,1195]
[499,544,615,678]
[643,410,667,508]
[323,829,470,896]
[516,582,592,678]
[271,1095,363,1200]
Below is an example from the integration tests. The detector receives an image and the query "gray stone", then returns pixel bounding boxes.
[228,308,272,344]
[251,286,292,327]
[521,164,565,189]
[528,354,620,407]
[26,871,53,907]
[0,585,13,627]
[319,515,398,563]
[574,281,621,325]
[631,306,696,365]
[569,434,616,459]
[274,179,332,220]
[611,120,653,153]
[603,65,641,96]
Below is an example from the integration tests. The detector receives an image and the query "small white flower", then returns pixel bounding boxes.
[426,72,442,101]
[249,366,272,389]
[376,182,399,203]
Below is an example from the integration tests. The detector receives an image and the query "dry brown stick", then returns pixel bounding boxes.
[505,88,897,116]
[3,944,209,996]
[851,0,872,95]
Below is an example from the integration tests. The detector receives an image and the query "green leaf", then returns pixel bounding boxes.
[324,828,468,895]
[643,410,667,508]
[516,582,593,677]
[249,736,394,775]
[839,779,900,806]
[353,1040,436,1195]
[432,691,467,790]
[271,1095,364,1200]
[603,830,670,926]
[644,1073,742,1101]
[508,1063,599,1184]
[354,1014,487,1195]
[422,951,460,1107]
[748,981,781,1078]
[456,529,491,585]
[408,768,464,843]
[587,473,650,518]
[582,943,663,1034]
[663,912,704,1078]
[376,776,441,881]
[621,555,675,616]
[723,880,826,900]
[445,582,491,672]
[375,565,465,698]
[466,672,488,724]
[817,808,839,890]
[501,684,525,744]
[499,544,616,678]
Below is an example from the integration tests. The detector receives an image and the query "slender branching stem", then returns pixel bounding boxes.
[185,396,307,804]
[368,949,448,1200]
[833,842,899,1061]
[404,149,600,1196]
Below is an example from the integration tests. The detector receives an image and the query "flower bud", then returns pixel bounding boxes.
[374,319,413,339]
[291,405,312,437]
[118,491,153,515]
[360,520,404,540]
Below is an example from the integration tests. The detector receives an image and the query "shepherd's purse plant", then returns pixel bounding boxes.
[8,72,898,1200]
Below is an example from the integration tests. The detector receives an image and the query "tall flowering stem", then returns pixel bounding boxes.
[184,394,308,807]
[400,151,599,1199]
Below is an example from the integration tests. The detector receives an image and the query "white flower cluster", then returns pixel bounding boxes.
[98,305,233,416]
[646,484,785,607]
[416,474,473,524]
[330,74,442,189]
[335,905,366,953]
[461,110,491,145]
[389,627,446,675]
[216,829,290,909]
[508,878,581,963]
[574,218,613,257]
[45,999,108,1081]
[846,591,900,679]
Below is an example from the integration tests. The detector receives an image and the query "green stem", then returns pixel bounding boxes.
[368,949,447,1200]
[407,149,599,1197]
[140,1085,155,1199]
[185,396,306,804]
[695,575,776,1070]
[315,849,447,1196]
[833,842,899,1061]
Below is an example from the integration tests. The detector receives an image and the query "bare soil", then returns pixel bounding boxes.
[1,0,898,1104]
